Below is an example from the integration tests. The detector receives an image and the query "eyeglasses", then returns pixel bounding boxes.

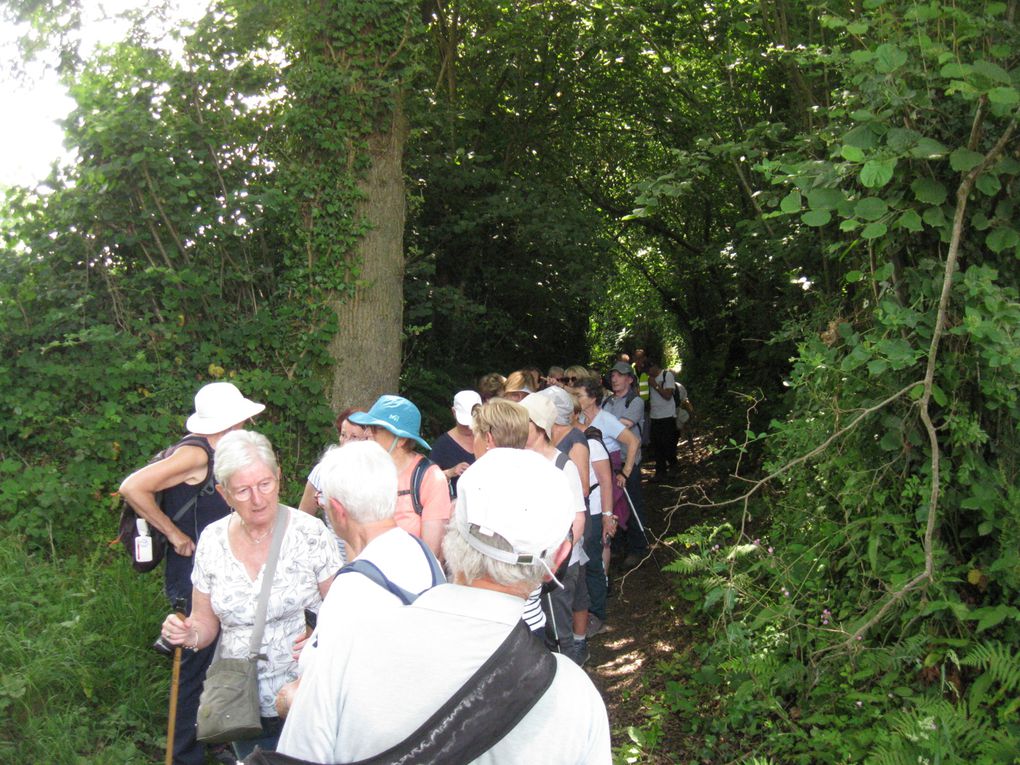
[563,376,581,385]
[229,476,277,502]
[338,427,369,443]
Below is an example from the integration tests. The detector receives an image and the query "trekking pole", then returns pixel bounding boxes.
[544,591,561,651]
[165,598,187,765]
[621,485,647,537]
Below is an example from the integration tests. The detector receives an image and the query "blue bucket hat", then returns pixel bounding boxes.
[349,395,431,451]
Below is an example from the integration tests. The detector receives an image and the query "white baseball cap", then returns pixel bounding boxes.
[454,448,574,567]
[520,393,555,440]
[452,390,483,426]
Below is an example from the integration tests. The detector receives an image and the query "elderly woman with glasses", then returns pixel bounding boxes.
[161,430,341,759]
[298,408,372,562]
[298,407,371,516]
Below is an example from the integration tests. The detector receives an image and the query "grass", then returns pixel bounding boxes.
[0,536,172,763]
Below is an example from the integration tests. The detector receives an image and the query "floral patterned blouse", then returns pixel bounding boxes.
[193,505,341,716]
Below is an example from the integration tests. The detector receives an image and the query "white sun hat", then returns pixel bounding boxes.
[185,382,265,435]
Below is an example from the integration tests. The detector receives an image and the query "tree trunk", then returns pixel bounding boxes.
[327,99,408,412]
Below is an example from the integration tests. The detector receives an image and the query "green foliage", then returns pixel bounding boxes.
[4,0,1019,761]
[648,0,1020,762]
[0,536,168,762]
[0,1,388,553]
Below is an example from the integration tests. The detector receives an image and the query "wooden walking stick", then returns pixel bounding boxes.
[165,598,187,765]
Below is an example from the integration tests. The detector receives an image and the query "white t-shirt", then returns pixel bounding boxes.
[579,409,625,454]
[192,506,341,716]
[522,452,587,622]
[587,438,610,517]
[278,584,611,765]
[649,370,677,420]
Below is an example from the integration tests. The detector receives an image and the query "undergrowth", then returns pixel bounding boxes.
[0,537,169,763]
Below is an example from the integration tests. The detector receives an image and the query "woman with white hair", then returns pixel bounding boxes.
[160,430,341,758]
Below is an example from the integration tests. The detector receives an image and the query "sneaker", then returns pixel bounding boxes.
[571,639,590,667]
[585,614,608,639]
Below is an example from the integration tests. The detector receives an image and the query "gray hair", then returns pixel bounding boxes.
[441,513,558,590]
[213,430,278,487]
[317,440,397,524]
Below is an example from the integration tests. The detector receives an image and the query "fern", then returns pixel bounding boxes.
[962,641,1020,694]
[662,553,709,575]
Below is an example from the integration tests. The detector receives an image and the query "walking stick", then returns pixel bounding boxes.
[165,598,187,765]
[545,591,561,650]
[621,485,647,537]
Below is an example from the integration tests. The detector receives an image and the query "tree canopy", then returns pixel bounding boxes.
[1,0,1018,761]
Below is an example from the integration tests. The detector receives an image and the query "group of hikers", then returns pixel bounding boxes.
[119,354,692,765]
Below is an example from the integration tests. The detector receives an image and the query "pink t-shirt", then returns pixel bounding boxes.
[394,455,452,536]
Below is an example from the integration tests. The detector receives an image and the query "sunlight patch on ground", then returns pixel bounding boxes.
[599,649,646,678]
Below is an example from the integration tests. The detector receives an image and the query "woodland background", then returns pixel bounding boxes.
[1,0,1018,763]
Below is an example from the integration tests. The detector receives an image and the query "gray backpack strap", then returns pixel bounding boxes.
[334,534,445,605]
[338,560,418,605]
[396,456,434,515]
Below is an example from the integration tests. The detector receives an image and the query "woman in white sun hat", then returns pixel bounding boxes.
[119,381,264,765]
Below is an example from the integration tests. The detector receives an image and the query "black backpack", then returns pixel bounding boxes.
[397,455,437,516]
[583,426,612,468]
[114,436,216,573]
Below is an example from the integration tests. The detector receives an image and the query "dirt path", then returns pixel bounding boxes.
[586,430,725,761]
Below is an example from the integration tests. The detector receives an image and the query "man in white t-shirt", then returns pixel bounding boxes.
[275,440,444,716]
[647,360,677,481]
[520,393,589,664]
[277,448,611,764]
